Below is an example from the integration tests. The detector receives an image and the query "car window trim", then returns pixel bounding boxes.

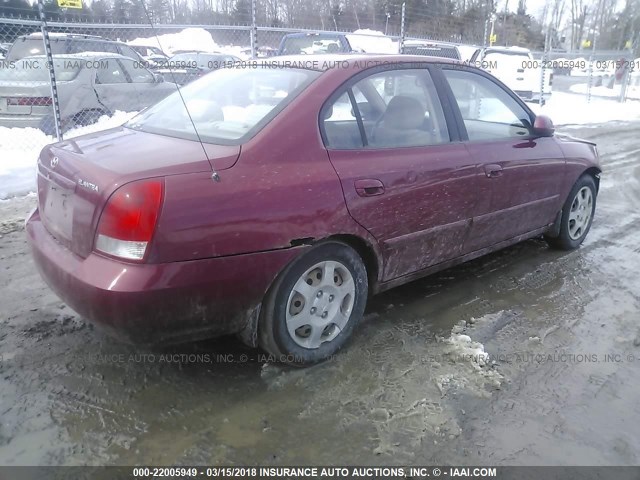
[120,57,153,83]
[437,64,537,143]
[115,58,134,83]
[427,63,464,142]
[348,88,368,147]
[319,61,454,150]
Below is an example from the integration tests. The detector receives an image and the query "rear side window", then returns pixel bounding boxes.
[322,68,449,149]
[7,38,65,60]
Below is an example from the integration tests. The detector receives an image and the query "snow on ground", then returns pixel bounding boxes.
[435,315,503,397]
[569,81,640,101]
[0,111,135,200]
[528,91,640,126]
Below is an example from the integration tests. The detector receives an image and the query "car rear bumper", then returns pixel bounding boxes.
[26,208,303,345]
[0,114,45,129]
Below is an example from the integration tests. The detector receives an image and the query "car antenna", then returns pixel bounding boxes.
[139,0,220,182]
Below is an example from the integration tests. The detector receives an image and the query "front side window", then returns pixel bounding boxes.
[120,59,154,83]
[95,59,128,84]
[323,68,449,149]
[118,44,141,60]
[443,69,532,141]
[126,66,320,144]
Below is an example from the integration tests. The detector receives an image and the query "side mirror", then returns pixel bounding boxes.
[153,73,164,83]
[533,114,555,137]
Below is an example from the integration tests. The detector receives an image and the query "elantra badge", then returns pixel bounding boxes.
[78,179,99,192]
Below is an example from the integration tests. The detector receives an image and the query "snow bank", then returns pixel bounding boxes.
[0,111,136,200]
[128,28,221,55]
[529,92,640,126]
[346,29,397,54]
[435,317,503,397]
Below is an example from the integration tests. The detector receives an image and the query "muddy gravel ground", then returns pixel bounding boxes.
[1,121,640,467]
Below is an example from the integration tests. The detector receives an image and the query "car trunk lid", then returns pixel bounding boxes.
[37,125,240,258]
[0,82,52,116]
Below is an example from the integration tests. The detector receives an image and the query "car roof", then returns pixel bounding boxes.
[18,32,123,43]
[23,52,129,61]
[282,32,345,39]
[263,53,461,70]
[483,46,531,53]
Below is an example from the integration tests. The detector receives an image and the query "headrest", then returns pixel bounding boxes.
[383,96,425,130]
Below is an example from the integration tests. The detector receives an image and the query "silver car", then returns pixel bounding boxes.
[0,52,177,133]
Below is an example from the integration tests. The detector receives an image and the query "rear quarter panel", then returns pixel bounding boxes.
[149,68,382,269]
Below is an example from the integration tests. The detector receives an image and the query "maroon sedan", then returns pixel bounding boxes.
[26,55,601,365]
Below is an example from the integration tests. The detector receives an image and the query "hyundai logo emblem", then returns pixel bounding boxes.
[50,156,59,169]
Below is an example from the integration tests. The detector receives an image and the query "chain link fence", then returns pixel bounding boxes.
[0,1,638,193]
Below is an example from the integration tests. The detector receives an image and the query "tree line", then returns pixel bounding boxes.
[0,0,638,52]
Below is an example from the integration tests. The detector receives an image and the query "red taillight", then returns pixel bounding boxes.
[95,179,163,260]
[7,96,53,106]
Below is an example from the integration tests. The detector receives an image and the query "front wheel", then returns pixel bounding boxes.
[545,174,597,250]
[259,241,368,366]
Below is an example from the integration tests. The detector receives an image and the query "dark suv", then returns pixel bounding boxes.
[6,33,142,62]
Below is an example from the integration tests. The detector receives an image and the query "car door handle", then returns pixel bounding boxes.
[484,164,503,178]
[355,179,385,197]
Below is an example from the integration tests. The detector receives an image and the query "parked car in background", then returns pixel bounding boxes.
[403,40,461,60]
[257,46,278,57]
[153,52,240,85]
[6,33,143,62]
[0,53,175,133]
[278,32,354,55]
[128,44,169,66]
[277,31,395,55]
[26,54,600,365]
[470,46,552,103]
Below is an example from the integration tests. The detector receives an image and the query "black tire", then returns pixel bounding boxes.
[258,241,368,366]
[72,109,106,128]
[545,174,597,250]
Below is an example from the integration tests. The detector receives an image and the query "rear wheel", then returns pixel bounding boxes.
[71,109,107,129]
[259,241,368,366]
[545,175,597,250]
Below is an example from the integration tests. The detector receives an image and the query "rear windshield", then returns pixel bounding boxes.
[7,37,119,61]
[126,66,320,145]
[404,45,460,59]
[280,35,345,55]
[0,58,81,81]
[7,38,66,61]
